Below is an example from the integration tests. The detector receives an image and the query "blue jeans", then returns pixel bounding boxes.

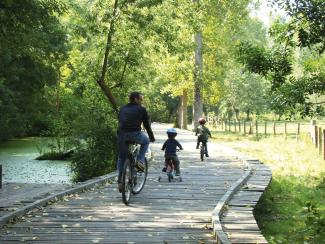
[117,131,149,182]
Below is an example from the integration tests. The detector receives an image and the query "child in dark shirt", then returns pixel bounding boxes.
[195,117,212,157]
[161,128,183,176]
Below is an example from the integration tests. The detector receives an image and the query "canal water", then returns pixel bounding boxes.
[0,138,72,184]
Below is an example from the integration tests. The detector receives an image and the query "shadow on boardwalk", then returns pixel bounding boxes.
[0,123,249,243]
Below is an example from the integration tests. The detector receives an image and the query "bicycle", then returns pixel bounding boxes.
[199,141,207,161]
[158,150,182,182]
[121,141,148,205]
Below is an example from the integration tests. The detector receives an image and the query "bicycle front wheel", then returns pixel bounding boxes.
[132,158,148,194]
[121,159,132,205]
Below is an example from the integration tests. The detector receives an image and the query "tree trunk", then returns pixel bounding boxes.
[192,29,203,130]
[181,90,188,129]
[176,100,182,129]
[96,0,119,113]
[246,110,250,121]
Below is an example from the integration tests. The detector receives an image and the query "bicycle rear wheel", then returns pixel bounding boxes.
[121,159,132,205]
[200,144,205,161]
[132,158,148,194]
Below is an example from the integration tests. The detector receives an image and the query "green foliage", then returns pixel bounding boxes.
[65,95,118,182]
[70,120,117,182]
[220,68,270,119]
[272,0,325,53]
[0,0,68,140]
[236,42,271,76]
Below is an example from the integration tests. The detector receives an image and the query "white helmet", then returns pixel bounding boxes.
[167,128,177,134]
[167,128,177,138]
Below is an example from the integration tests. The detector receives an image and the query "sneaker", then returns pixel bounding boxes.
[162,167,167,172]
[175,172,180,176]
[118,183,122,193]
[135,160,144,172]
[196,146,199,149]
[206,154,209,157]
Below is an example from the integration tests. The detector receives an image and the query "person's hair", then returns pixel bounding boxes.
[129,92,143,102]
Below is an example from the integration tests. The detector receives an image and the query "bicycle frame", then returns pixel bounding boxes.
[121,142,148,205]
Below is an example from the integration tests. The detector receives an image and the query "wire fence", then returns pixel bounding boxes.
[207,116,325,160]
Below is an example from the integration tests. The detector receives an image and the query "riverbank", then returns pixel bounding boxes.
[0,137,71,183]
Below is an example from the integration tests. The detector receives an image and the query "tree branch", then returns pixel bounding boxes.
[97,0,119,113]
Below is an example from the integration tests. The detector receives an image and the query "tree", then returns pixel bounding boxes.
[0,0,68,140]
[272,0,325,53]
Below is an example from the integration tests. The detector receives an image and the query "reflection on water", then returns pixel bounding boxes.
[0,138,72,184]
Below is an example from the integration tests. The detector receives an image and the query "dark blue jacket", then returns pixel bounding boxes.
[118,102,155,141]
[162,139,183,156]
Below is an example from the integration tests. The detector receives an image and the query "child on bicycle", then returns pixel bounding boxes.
[195,117,212,157]
[161,128,183,176]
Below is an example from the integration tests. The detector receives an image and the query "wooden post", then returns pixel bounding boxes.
[0,165,2,189]
[244,121,246,135]
[315,126,318,148]
[284,122,287,138]
[255,120,258,136]
[323,129,325,160]
[238,120,241,133]
[319,127,322,155]
[228,118,231,132]
[296,123,300,140]
[234,120,237,133]
[311,120,317,143]
[264,121,267,137]
[273,122,276,135]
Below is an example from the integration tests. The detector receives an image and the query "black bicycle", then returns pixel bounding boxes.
[121,141,148,205]
[199,141,207,161]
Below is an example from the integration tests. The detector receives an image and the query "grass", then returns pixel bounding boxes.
[211,130,325,244]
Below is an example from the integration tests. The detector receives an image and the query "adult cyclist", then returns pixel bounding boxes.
[117,92,155,192]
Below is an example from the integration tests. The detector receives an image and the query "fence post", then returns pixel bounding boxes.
[319,127,322,155]
[264,121,267,137]
[228,118,231,132]
[255,120,258,137]
[315,126,318,148]
[296,123,300,141]
[273,122,276,135]
[311,120,317,143]
[323,129,325,160]
[284,122,287,138]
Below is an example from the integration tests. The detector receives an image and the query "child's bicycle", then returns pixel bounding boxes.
[199,141,207,161]
[121,141,148,205]
[158,150,182,182]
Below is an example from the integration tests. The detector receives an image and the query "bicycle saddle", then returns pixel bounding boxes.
[125,140,137,144]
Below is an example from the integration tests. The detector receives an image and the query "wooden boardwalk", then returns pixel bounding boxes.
[0,124,265,243]
[221,160,272,243]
